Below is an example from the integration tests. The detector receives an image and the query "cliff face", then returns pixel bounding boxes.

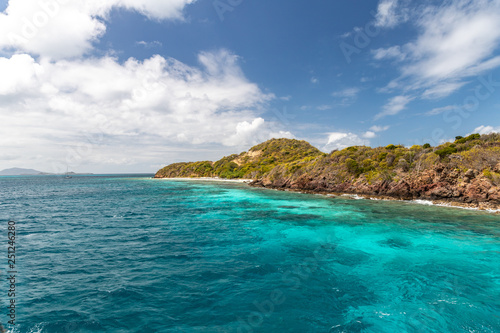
[155,134,500,208]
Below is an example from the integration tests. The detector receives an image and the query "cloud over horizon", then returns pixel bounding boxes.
[0,0,296,172]
[0,50,285,171]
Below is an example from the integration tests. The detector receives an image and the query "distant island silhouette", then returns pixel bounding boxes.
[0,168,93,176]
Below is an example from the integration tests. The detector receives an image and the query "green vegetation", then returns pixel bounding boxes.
[434,145,458,159]
[455,133,481,144]
[155,133,500,187]
[155,138,323,179]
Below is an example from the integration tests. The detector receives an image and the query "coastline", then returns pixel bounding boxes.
[154,177,253,183]
[337,193,500,213]
[154,177,500,214]
[274,187,500,214]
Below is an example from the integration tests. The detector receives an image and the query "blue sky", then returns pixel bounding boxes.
[1,0,500,173]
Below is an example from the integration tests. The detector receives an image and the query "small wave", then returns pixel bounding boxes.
[341,194,364,200]
[411,199,500,213]
[413,199,434,206]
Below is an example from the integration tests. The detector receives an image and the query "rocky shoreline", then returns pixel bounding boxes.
[249,163,500,212]
[249,182,500,212]
[155,136,500,213]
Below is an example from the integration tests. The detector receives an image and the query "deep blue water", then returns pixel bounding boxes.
[0,175,499,333]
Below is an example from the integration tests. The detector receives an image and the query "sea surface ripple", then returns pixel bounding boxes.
[0,175,499,332]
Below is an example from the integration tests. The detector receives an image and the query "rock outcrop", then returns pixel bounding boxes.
[251,163,500,208]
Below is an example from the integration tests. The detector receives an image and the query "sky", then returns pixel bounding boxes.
[1,0,500,173]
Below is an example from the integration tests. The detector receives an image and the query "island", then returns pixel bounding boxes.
[155,134,500,210]
[0,168,44,176]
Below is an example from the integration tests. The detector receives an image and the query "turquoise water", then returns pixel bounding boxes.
[0,175,499,333]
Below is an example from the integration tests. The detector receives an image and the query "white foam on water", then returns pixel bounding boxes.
[413,199,434,206]
[341,194,364,200]
[411,199,500,213]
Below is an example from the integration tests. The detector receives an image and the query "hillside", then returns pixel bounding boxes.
[155,134,500,209]
[155,138,323,179]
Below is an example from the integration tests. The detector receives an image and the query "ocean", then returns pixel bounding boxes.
[0,175,499,332]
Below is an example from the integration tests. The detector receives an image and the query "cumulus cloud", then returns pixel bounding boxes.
[0,0,297,172]
[222,118,293,147]
[323,132,370,152]
[0,50,283,172]
[0,0,195,59]
[362,131,377,139]
[471,125,500,134]
[375,95,412,120]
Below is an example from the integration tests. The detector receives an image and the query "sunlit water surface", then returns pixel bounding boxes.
[0,175,499,332]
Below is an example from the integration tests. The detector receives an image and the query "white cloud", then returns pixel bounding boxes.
[317,105,332,111]
[332,87,360,98]
[369,125,390,132]
[375,0,406,28]
[406,1,500,82]
[323,132,370,152]
[362,125,390,139]
[112,0,196,20]
[0,50,283,172]
[425,105,457,116]
[421,82,467,100]
[362,131,377,139]
[136,40,162,48]
[0,0,195,59]
[0,54,43,94]
[340,31,353,39]
[376,0,500,99]
[372,46,406,61]
[471,125,500,134]
[311,77,318,84]
[375,95,412,120]
[0,0,295,173]
[222,118,293,147]
[332,87,360,106]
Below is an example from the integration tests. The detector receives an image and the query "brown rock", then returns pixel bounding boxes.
[387,180,412,199]
[487,187,500,203]
[465,179,492,202]
[434,164,445,173]
[428,185,453,198]
[465,169,475,178]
